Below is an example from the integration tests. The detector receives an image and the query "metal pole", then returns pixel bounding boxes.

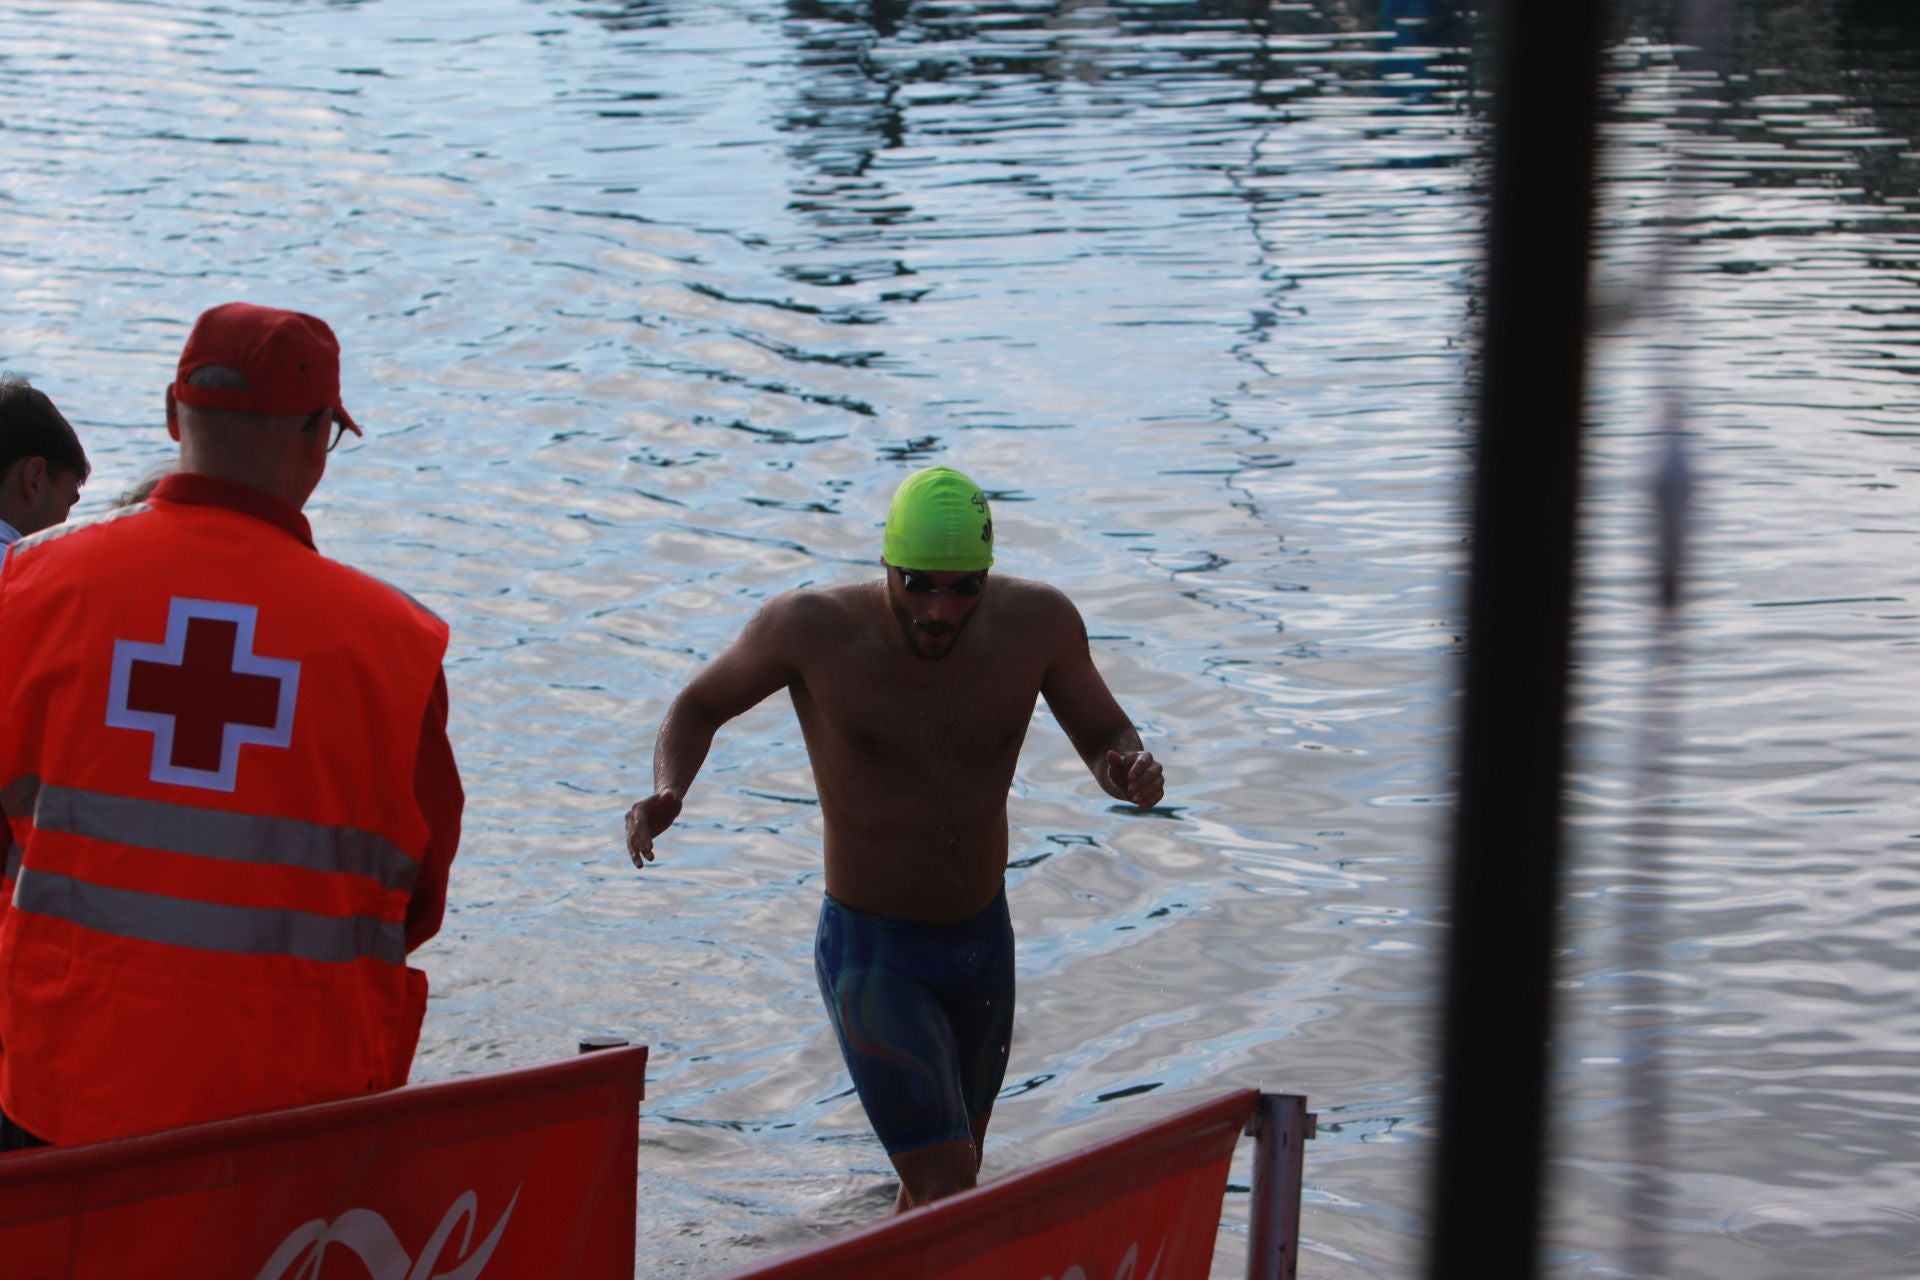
[1245,1093,1314,1280]
[1427,0,1607,1277]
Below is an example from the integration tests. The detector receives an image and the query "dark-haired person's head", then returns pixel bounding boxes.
[0,374,90,540]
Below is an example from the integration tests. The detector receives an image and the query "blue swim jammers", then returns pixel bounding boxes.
[813,886,1015,1157]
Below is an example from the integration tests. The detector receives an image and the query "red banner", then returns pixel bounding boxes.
[717,1088,1259,1280]
[0,1044,645,1279]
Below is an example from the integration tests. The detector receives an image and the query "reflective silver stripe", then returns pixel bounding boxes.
[2,774,32,884]
[13,868,405,965]
[10,502,152,557]
[30,784,418,894]
[1,775,39,820]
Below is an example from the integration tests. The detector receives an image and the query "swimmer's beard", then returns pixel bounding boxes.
[889,595,971,662]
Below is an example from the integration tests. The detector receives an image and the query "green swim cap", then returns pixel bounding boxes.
[883,465,994,571]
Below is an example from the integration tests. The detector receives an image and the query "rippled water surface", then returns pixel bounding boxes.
[5,1,1919,1275]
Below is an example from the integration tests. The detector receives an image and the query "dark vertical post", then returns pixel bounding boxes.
[1245,1093,1314,1280]
[1428,1,1607,1278]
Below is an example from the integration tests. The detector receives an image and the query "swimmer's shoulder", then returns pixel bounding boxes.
[752,580,875,642]
[983,576,1089,657]
[990,574,1078,623]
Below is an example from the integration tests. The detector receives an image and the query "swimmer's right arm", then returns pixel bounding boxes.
[625,595,807,868]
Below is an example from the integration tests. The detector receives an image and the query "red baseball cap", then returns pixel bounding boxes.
[171,302,361,437]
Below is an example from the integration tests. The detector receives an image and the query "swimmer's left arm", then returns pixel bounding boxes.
[1037,588,1165,810]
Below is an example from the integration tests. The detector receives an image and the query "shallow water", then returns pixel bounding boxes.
[4,0,1919,1275]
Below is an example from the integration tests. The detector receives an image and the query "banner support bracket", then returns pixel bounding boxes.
[1245,1092,1313,1280]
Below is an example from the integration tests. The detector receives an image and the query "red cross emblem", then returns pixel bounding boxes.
[106,598,300,791]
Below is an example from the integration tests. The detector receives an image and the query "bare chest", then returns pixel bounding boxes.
[796,645,1041,780]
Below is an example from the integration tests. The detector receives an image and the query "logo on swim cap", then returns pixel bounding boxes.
[883,466,994,571]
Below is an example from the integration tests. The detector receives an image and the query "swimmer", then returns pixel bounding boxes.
[625,465,1163,1210]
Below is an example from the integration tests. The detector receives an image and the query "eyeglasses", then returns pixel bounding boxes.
[898,569,986,597]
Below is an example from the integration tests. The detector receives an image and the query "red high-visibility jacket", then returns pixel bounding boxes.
[0,488,449,1145]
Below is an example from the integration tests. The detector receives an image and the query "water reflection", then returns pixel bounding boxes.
[8,0,1920,1275]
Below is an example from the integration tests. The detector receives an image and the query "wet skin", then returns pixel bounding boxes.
[624,563,1164,1206]
[627,566,1162,919]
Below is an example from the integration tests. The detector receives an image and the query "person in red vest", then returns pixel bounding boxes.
[0,303,463,1151]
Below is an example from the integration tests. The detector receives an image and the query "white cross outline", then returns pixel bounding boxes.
[105,598,301,792]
